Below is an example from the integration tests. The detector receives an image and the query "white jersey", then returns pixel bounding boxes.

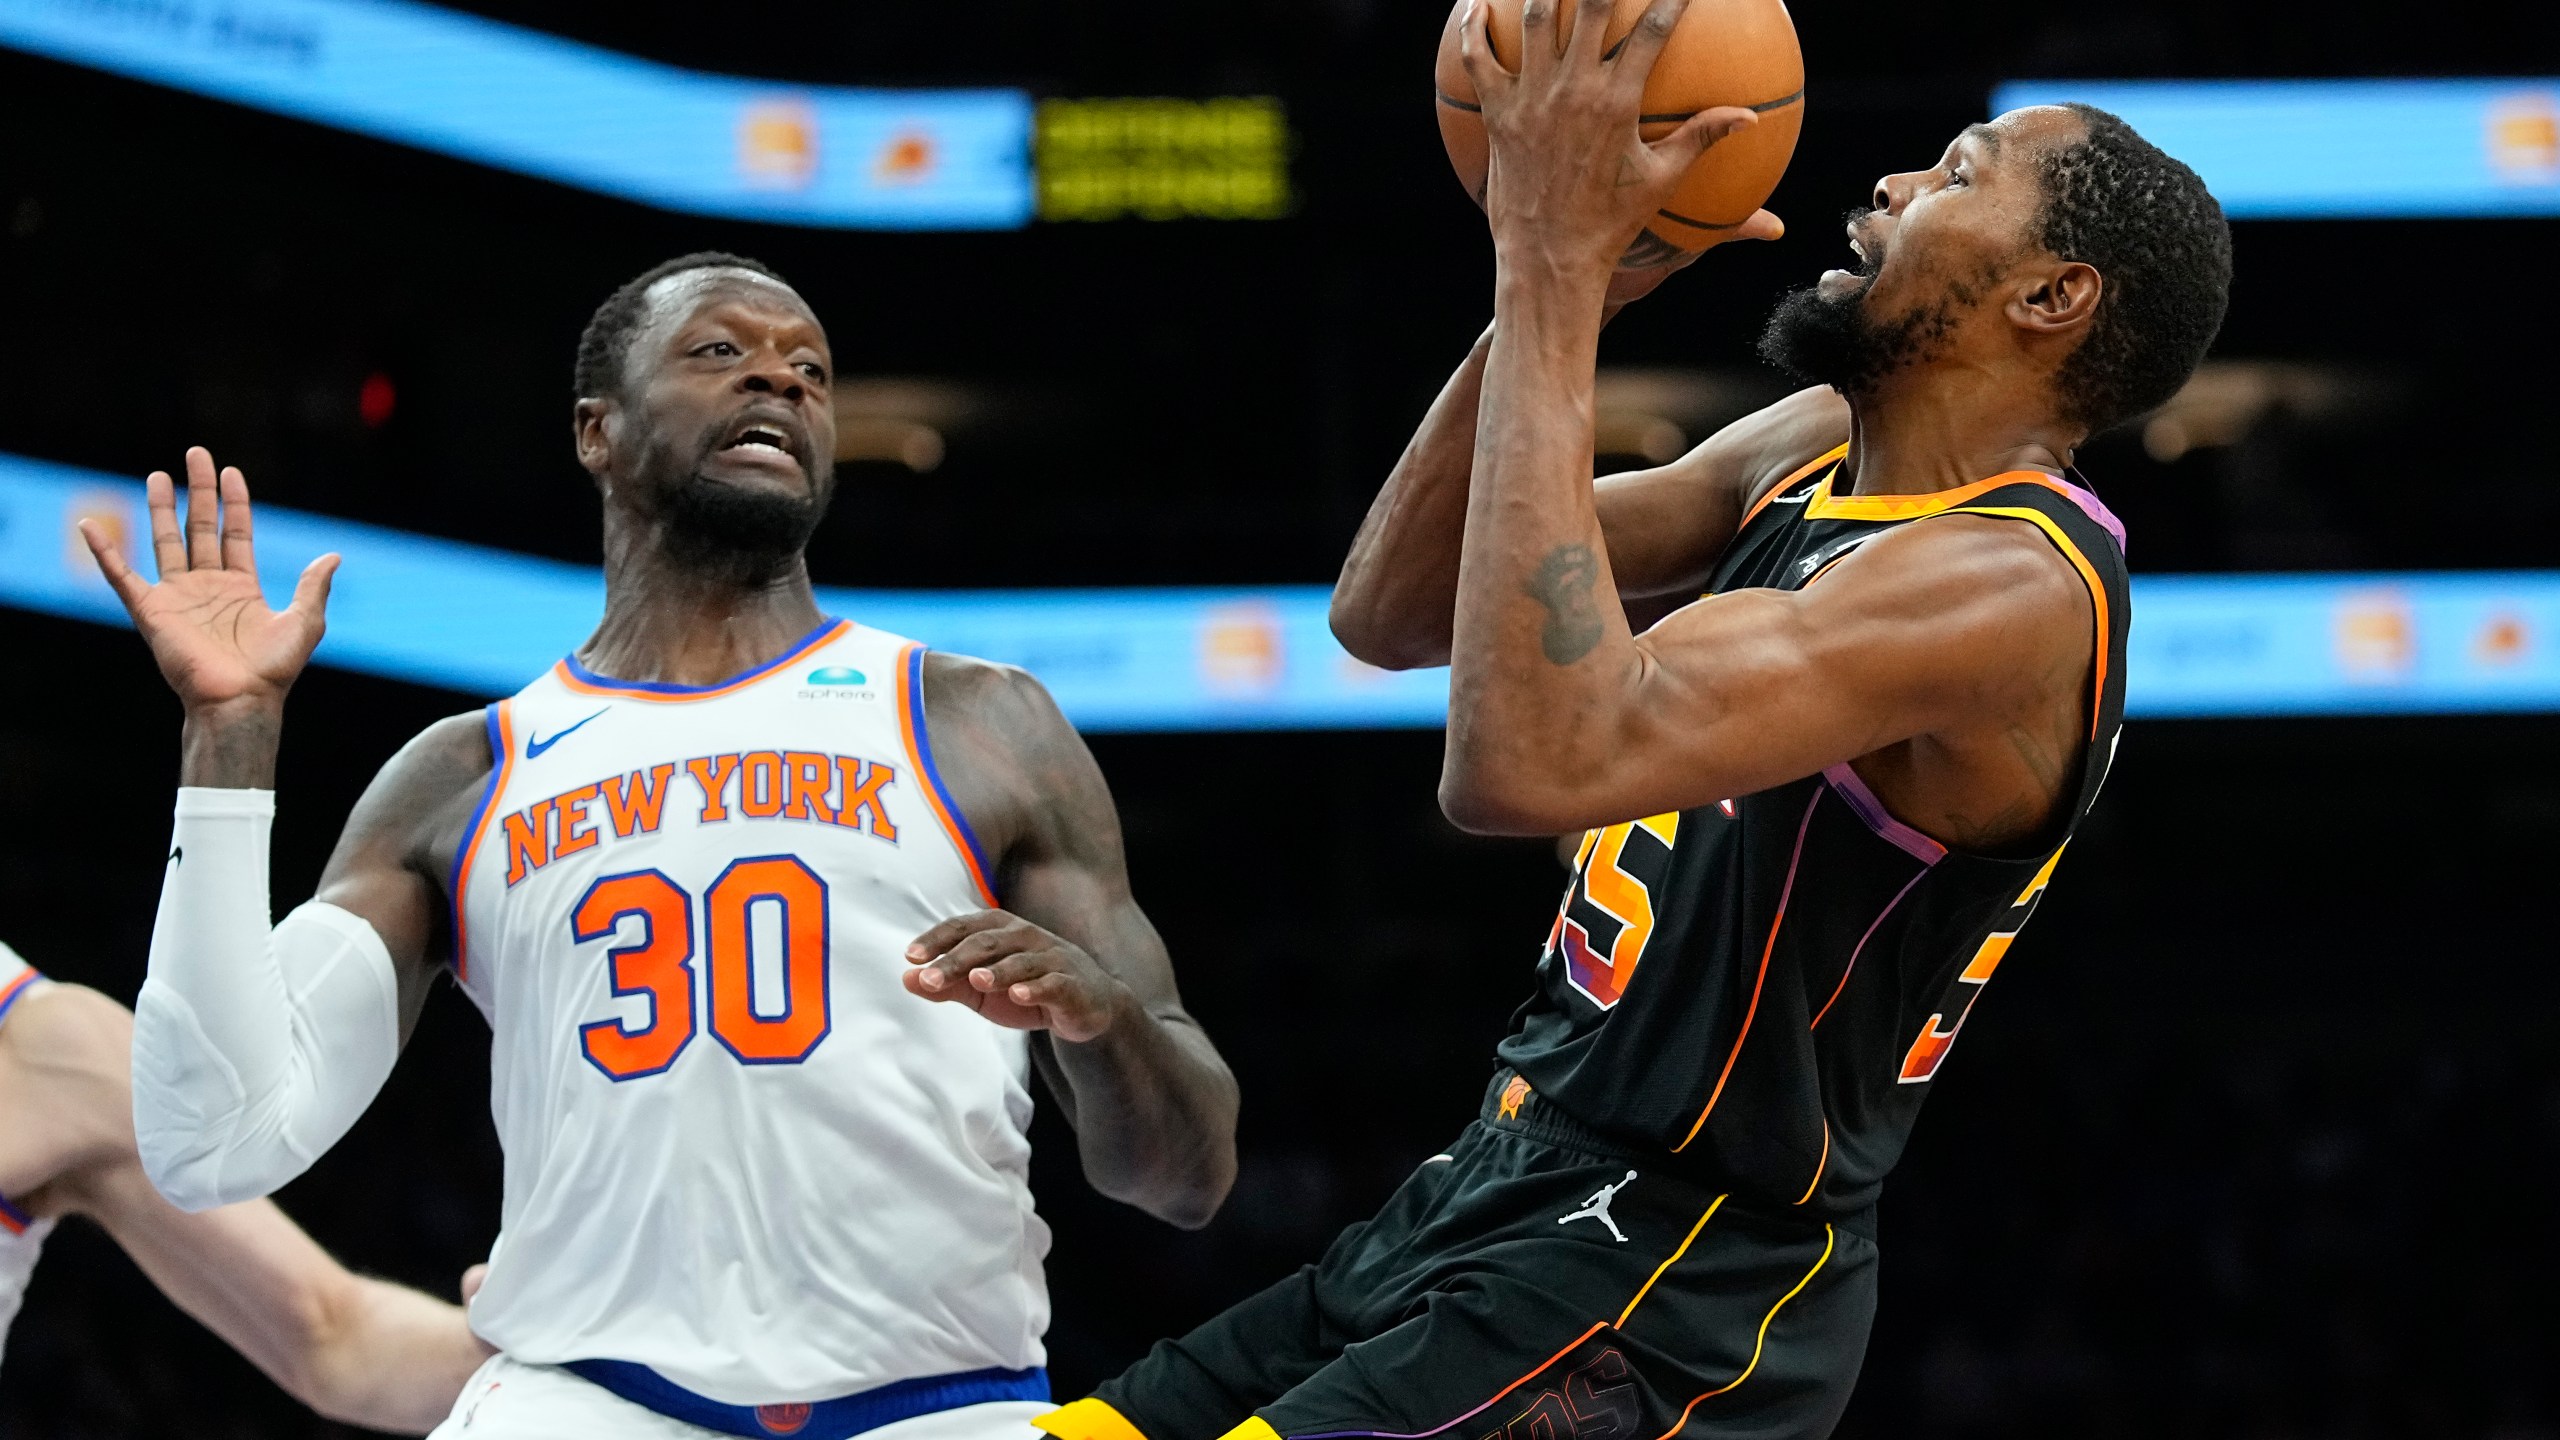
[451,619,1048,1406]
[0,945,55,1364]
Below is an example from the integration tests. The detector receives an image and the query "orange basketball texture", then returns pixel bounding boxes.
[1434,0,1805,258]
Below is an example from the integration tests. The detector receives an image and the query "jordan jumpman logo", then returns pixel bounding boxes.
[1558,1170,1638,1243]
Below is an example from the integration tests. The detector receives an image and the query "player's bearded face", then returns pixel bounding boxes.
[1756,207,1960,399]
[634,408,835,577]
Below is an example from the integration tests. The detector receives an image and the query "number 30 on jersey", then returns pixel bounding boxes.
[572,856,832,1081]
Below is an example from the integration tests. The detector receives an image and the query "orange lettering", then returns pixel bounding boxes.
[602,764,677,837]
[834,757,899,840]
[502,799,556,885]
[686,754,739,822]
[553,783,603,858]
[739,751,786,818]
[784,751,835,822]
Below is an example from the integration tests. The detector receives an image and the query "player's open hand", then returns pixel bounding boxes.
[1458,0,1765,282]
[903,910,1133,1043]
[79,447,339,720]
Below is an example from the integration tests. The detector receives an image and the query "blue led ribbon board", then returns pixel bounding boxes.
[2,452,2555,726]
[0,453,1449,732]
[1992,79,2560,219]
[0,0,1032,229]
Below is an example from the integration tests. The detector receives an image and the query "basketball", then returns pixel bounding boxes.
[1433,0,1806,261]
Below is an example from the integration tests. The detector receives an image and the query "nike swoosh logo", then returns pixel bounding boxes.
[525,708,608,759]
[168,846,182,867]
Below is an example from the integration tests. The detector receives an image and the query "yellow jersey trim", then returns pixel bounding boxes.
[1035,1399,1156,1440]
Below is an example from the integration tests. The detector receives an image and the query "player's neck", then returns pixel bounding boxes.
[579,540,829,688]
[1837,370,2079,497]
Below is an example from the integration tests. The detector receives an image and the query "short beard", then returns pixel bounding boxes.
[660,472,826,584]
[1757,278,1959,401]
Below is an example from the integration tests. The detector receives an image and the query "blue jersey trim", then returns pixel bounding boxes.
[0,967,37,1031]
[903,645,994,888]
[0,967,40,1232]
[446,703,508,974]
[561,618,844,697]
[561,1359,1047,1439]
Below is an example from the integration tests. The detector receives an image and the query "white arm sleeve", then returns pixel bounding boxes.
[131,787,402,1212]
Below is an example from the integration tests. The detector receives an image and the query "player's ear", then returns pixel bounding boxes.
[2010,259,2101,339]
[572,397,616,486]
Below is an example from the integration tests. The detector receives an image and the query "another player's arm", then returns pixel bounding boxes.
[5,983,488,1434]
[80,448,478,1211]
[904,656,1239,1230]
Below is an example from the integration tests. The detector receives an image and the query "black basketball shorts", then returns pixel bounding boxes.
[1037,1076,1879,1440]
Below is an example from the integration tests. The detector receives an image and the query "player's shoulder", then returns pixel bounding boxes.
[375,710,498,799]
[336,709,499,866]
[1837,510,2095,652]
[0,981,134,1108]
[1725,386,1852,513]
[918,651,1069,741]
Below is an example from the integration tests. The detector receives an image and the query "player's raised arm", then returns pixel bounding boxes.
[7,981,488,1433]
[80,450,467,1211]
[1450,517,2093,838]
[902,655,1239,1230]
[1327,246,1806,672]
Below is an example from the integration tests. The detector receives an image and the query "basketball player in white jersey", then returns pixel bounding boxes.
[82,252,1240,1440]
[0,939,488,1428]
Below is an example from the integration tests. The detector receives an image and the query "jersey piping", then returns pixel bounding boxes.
[0,965,43,1233]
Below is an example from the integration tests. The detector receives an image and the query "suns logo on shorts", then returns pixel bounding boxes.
[755,1402,813,1435]
[1498,1074,1531,1120]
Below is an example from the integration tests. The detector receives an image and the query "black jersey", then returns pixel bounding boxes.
[1495,444,2131,1221]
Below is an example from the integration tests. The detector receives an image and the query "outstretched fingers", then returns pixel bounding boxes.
[182,447,223,570]
[1563,0,1616,66]
[218,465,258,574]
[1655,105,1759,163]
[77,519,151,610]
[145,470,184,580]
[1455,0,1512,95]
[288,553,341,628]
[1612,0,1694,83]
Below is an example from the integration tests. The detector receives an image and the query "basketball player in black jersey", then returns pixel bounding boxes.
[1034,1,2230,1437]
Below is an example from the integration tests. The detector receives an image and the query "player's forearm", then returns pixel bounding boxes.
[1443,267,1641,833]
[1053,1003,1238,1230]
[295,1276,487,1433]
[1330,325,1496,670]
[133,788,400,1210]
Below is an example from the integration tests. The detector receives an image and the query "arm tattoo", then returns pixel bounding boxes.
[1523,543,1605,665]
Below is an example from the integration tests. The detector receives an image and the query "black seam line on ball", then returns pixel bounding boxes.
[1436,90,1483,112]
[1655,207,1747,231]
[1637,87,1809,125]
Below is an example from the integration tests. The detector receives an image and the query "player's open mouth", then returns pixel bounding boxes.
[724,426,791,457]
[716,414,806,472]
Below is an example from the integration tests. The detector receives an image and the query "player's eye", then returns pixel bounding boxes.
[694,341,739,357]
[798,362,827,383]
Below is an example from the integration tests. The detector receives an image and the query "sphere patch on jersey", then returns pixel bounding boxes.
[805,667,868,686]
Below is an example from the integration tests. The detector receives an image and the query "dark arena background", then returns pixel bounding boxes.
[3,0,2558,1435]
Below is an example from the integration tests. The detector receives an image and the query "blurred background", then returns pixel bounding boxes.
[2,0,2557,1434]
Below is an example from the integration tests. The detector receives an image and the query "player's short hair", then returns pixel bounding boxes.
[2035,104,2232,434]
[574,251,792,401]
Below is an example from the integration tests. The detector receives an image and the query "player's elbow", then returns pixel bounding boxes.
[266,1273,369,1424]
[1131,1146,1237,1231]
[1438,763,1570,837]
[1327,598,1444,673]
